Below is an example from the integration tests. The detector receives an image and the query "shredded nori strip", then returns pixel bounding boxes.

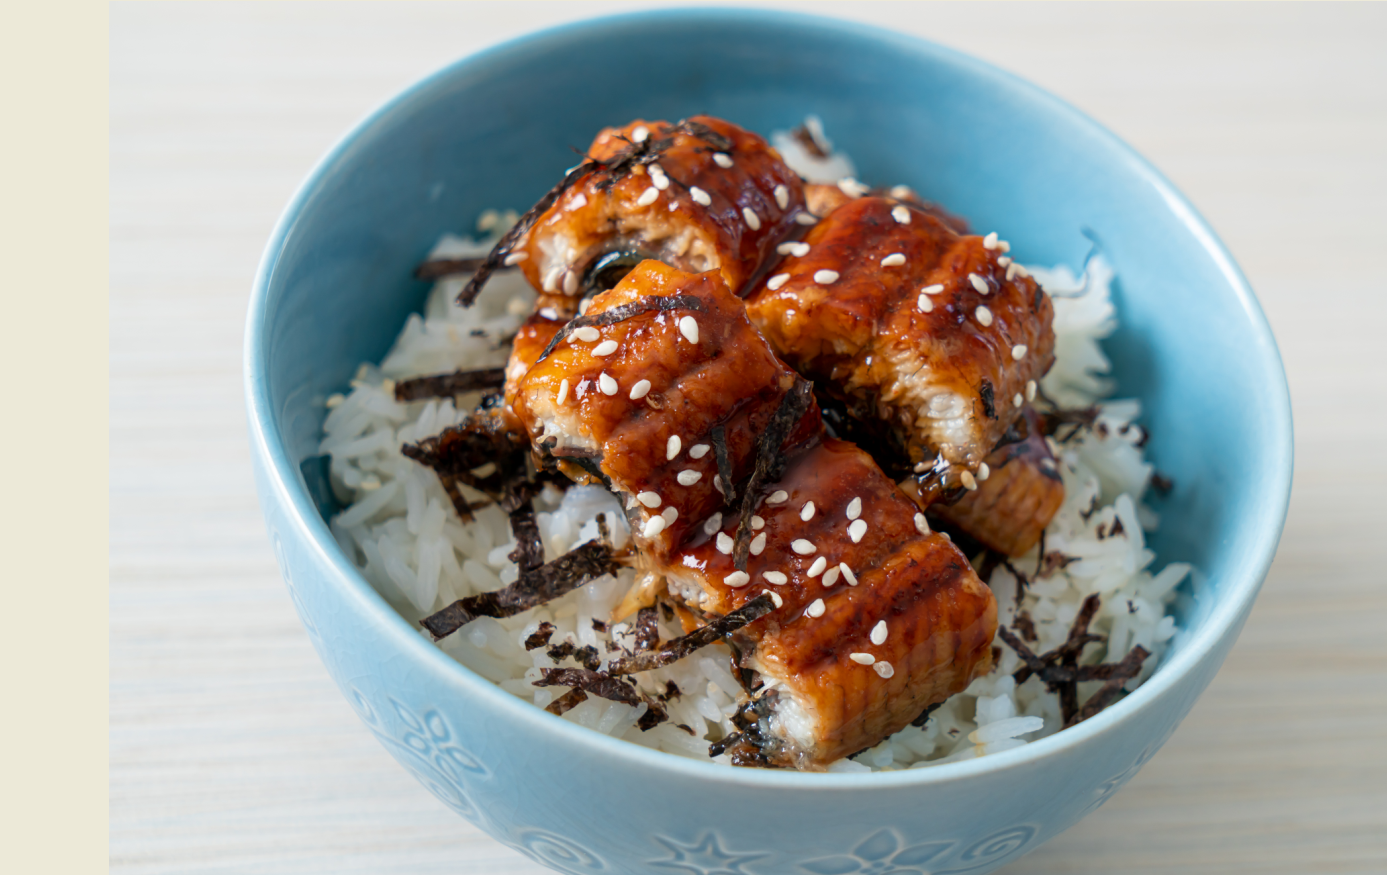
[505,499,545,577]
[546,640,576,663]
[979,379,997,420]
[998,594,1149,726]
[574,645,602,672]
[524,622,556,651]
[1150,472,1174,496]
[419,539,619,640]
[456,161,599,306]
[637,698,670,731]
[732,379,815,570]
[534,295,706,363]
[414,257,496,280]
[535,668,641,706]
[394,367,506,401]
[633,606,660,653]
[1012,611,1038,643]
[545,688,589,715]
[606,595,775,675]
[710,424,735,504]
[708,731,745,758]
[591,618,610,634]
[911,701,944,728]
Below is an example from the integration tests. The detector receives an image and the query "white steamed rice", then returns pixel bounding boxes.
[318,205,1187,773]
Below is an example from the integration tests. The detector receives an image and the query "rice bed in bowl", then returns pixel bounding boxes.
[318,217,1186,772]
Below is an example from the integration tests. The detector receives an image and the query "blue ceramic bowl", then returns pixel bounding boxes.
[245,9,1291,874]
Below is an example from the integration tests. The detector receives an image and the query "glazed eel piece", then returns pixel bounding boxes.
[510,115,807,300]
[743,196,1062,547]
[511,260,996,769]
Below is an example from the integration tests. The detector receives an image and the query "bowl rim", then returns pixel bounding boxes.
[245,5,1293,789]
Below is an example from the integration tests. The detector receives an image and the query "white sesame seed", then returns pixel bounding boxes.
[716,532,734,554]
[599,372,618,395]
[822,567,841,587]
[763,570,788,585]
[593,339,619,356]
[325,393,344,409]
[538,307,559,320]
[848,519,868,543]
[768,591,784,608]
[556,378,569,405]
[791,539,816,555]
[650,164,669,190]
[1012,344,1028,361]
[961,470,978,491]
[678,315,699,343]
[975,305,994,327]
[667,435,682,460]
[689,186,712,206]
[807,556,827,577]
[632,126,649,143]
[881,253,907,267]
[1026,379,1037,402]
[814,269,840,284]
[1014,393,1024,408]
[750,515,765,530]
[800,501,816,522]
[713,152,734,168]
[637,491,662,508]
[766,273,790,291]
[579,298,593,315]
[742,207,762,231]
[969,273,990,294]
[917,294,934,313]
[662,506,678,525]
[703,512,723,536]
[573,326,600,343]
[849,652,875,665]
[837,177,869,197]
[978,462,991,482]
[873,661,895,679]
[983,232,999,250]
[1006,263,1019,281]
[767,490,789,505]
[712,476,724,496]
[642,515,667,538]
[725,570,751,587]
[563,270,579,295]
[795,212,818,225]
[636,187,659,207]
[542,267,561,293]
[845,497,862,520]
[891,204,911,224]
[774,184,790,210]
[922,284,944,295]
[677,469,702,486]
[1000,240,1012,254]
[806,599,826,618]
[778,241,810,257]
[998,256,1012,267]
[890,185,912,199]
[870,620,888,645]
[503,251,529,266]
[750,533,767,555]
[839,563,858,586]
[689,443,710,460]
[914,512,930,535]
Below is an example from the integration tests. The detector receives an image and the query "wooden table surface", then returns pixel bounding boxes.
[110,4,1387,872]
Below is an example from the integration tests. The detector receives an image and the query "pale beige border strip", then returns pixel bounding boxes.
[0,0,108,869]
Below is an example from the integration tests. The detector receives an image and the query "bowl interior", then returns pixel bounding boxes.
[251,8,1291,770]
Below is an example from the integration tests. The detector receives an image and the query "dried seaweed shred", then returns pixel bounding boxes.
[524,622,556,651]
[413,257,493,280]
[394,367,506,401]
[535,668,641,706]
[606,595,775,675]
[456,161,599,306]
[732,379,815,570]
[710,424,735,504]
[419,540,619,640]
[545,688,589,716]
[633,605,660,653]
[534,295,706,363]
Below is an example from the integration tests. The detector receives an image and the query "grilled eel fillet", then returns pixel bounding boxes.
[743,196,1057,500]
[514,115,806,299]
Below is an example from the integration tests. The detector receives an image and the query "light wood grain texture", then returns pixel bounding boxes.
[111,3,1387,872]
